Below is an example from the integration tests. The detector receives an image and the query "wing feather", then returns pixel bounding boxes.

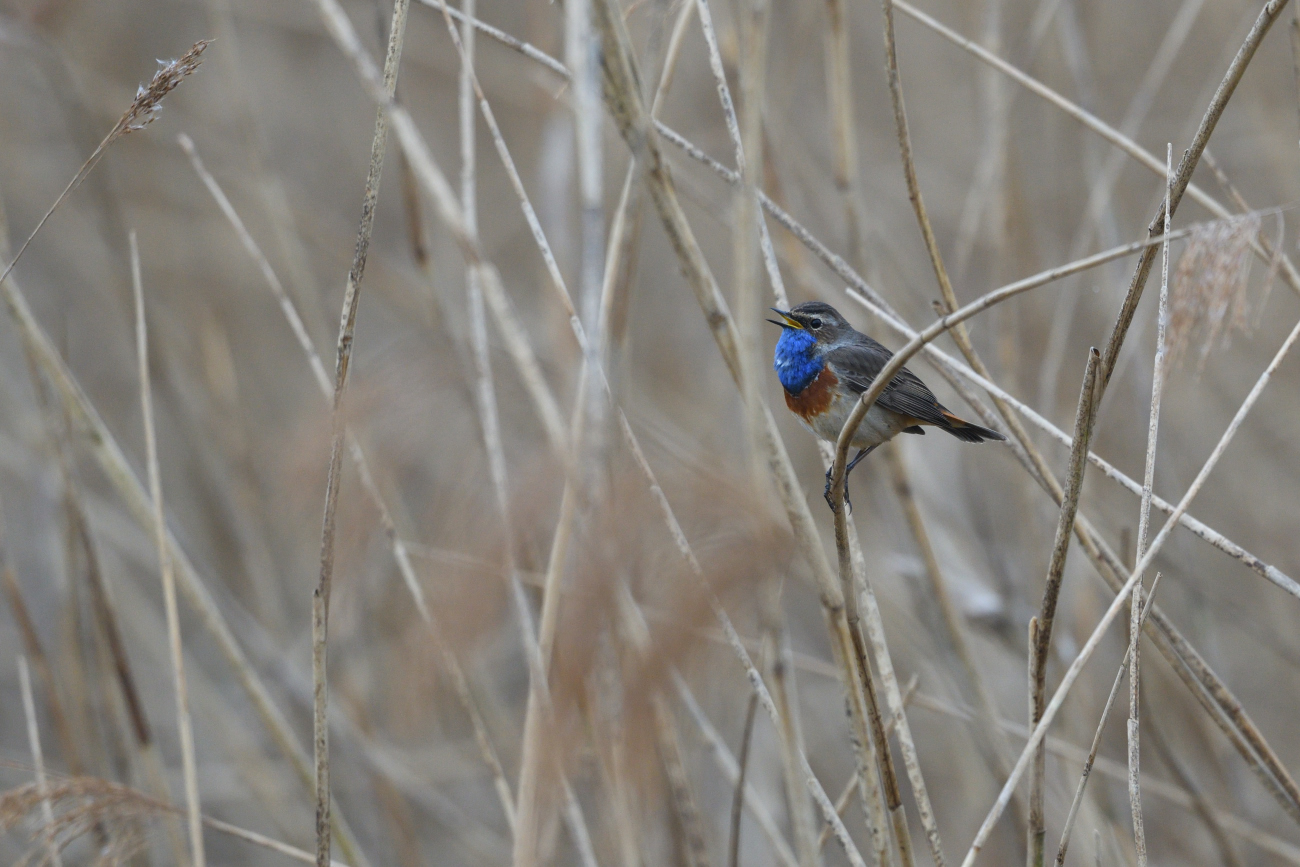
[825,339,949,426]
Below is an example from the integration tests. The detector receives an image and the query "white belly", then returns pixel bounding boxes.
[800,392,914,450]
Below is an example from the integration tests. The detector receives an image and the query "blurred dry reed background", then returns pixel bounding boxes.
[1,0,1300,864]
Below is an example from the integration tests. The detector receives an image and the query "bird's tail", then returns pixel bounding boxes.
[938,410,1006,444]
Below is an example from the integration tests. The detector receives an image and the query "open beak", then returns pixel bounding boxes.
[767,308,802,329]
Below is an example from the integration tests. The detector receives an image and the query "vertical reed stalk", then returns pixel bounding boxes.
[132,231,206,867]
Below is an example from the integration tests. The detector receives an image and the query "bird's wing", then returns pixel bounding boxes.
[825,339,949,426]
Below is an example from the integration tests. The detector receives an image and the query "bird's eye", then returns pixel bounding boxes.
[809,318,823,330]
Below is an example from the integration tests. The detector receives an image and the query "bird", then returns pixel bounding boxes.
[769,301,1005,510]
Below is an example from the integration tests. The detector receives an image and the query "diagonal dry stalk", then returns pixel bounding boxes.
[729,693,760,867]
[1028,348,1100,867]
[0,40,208,290]
[900,667,1300,866]
[1091,0,1291,392]
[311,3,409,864]
[131,231,205,867]
[1038,0,1205,411]
[1053,573,1163,867]
[17,656,62,867]
[881,443,1025,829]
[891,0,1300,302]
[962,309,1300,864]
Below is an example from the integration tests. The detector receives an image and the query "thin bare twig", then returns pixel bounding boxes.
[18,656,63,867]
[962,312,1300,865]
[882,443,1024,830]
[0,41,209,289]
[132,231,205,867]
[1054,574,1164,867]
[890,0,1300,304]
[729,694,760,867]
[1029,348,1101,867]
[311,3,409,863]
[1128,143,1176,867]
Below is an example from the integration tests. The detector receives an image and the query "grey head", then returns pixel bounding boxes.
[768,301,860,349]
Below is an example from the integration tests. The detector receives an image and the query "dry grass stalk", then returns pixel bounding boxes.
[0,41,208,289]
[1028,348,1100,867]
[834,476,942,867]
[17,657,62,867]
[650,696,713,867]
[882,444,1025,829]
[311,3,409,864]
[1,566,81,781]
[1093,0,1291,391]
[728,693,760,867]
[1054,574,1163,867]
[131,231,205,867]
[891,0,1300,302]
[900,666,1300,866]
[961,310,1300,864]
[824,0,868,271]
[1126,143,1177,867]
[1038,0,1205,412]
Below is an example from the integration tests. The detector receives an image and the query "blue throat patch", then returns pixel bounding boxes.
[773,328,823,393]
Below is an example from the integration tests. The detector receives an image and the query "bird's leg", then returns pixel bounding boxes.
[823,445,877,512]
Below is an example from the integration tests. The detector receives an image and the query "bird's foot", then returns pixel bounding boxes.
[822,467,851,513]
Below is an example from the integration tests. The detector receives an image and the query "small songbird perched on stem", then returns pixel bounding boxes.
[770,301,1005,510]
